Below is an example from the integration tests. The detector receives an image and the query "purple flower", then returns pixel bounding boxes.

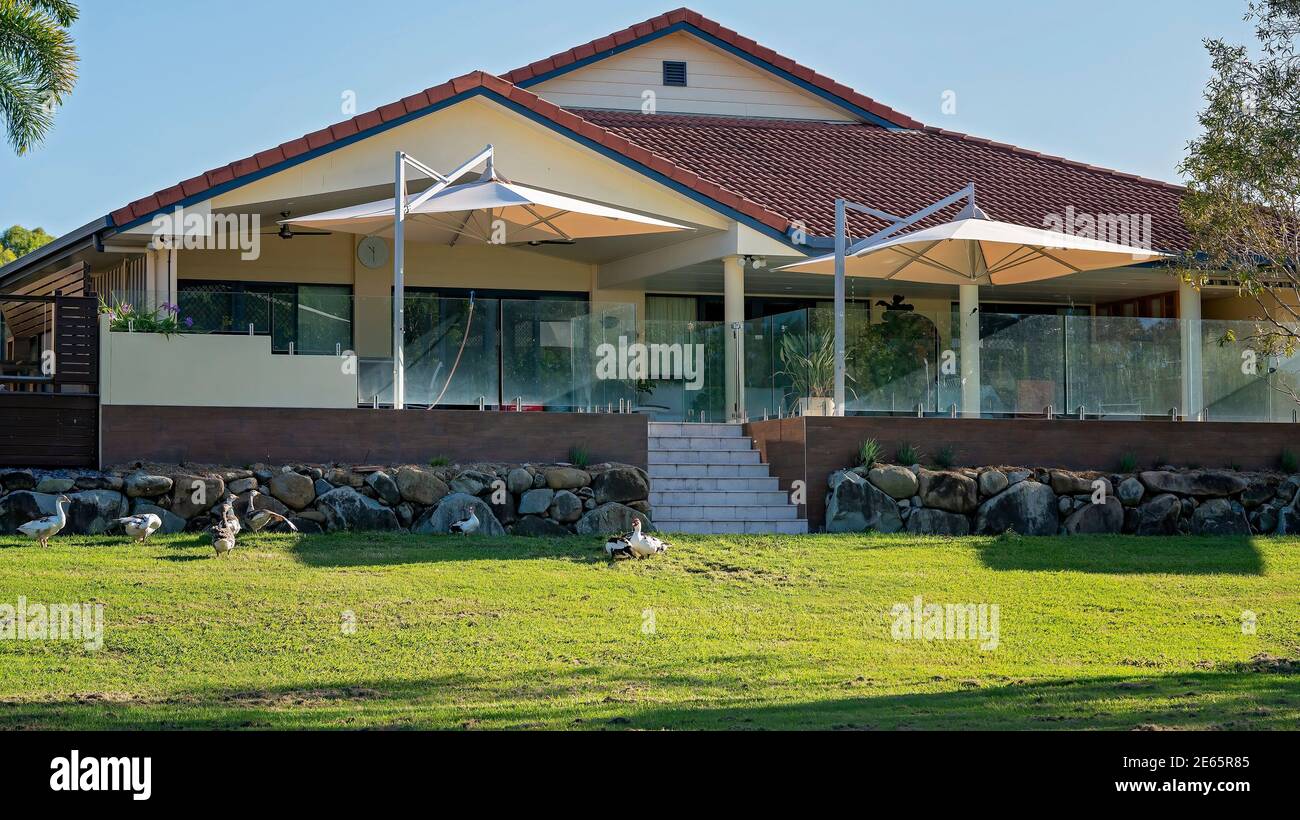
[184,316,194,328]
[120,303,134,314]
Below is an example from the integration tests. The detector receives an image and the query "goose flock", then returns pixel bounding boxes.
[12,493,671,561]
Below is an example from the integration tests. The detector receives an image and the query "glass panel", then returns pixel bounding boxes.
[1066,315,1181,418]
[1202,319,1300,422]
[296,285,352,355]
[978,313,1065,416]
[637,318,724,421]
[400,294,499,408]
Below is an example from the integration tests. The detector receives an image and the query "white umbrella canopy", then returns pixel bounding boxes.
[779,208,1169,285]
[283,177,690,245]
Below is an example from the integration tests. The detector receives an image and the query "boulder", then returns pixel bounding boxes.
[296,509,328,525]
[227,476,258,496]
[591,466,649,504]
[76,473,122,491]
[1139,470,1248,498]
[128,500,187,535]
[549,490,584,523]
[1134,493,1181,536]
[168,473,225,519]
[975,480,1059,535]
[1241,479,1276,509]
[518,488,555,515]
[506,467,533,496]
[0,470,36,491]
[977,469,1009,498]
[511,515,571,537]
[917,469,978,514]
[35,477,76,494]
[1275,475,1300,504]
[394,466,449,507]
[124,473,173,498]
[1117,477,1145,507]
[269,471,315,510]
[66,490,128,535]
[867,465,919,500]
[315,486,401,532]
[287,517,325,535]
[0,490,60,534]
[313,478,334,500]
[1192,498,1250,536]
[575,502,649,535]
[449,470,495,496]
[365,471,401,506]
[1252,504,1280,534]
[412,493,505,536]
[1063,497,1124,535]
[1006,470,1032,486]
[825,470,903,533]
[905,507,970,536]
[545,467,591,491]
[488,499,516,527]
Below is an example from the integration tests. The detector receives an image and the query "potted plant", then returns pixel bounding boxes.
[777,324,838,416]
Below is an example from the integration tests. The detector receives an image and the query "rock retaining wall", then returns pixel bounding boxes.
[826,464,1300,536]
[0,462,652,538]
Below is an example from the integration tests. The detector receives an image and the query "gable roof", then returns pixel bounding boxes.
[582,111,1189,251]
[89,6,1184,258]
[503,7,923,129]
[105,70,789,237]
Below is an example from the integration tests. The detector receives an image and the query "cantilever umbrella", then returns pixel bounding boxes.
[283,146,692,409]
[283,176,690,246]
[778,195,1170,417]
[778,202,1168,284]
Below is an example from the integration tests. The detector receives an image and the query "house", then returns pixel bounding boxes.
[1,8,1296,532]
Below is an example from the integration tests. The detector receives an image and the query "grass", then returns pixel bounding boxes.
[0,531,1297,730]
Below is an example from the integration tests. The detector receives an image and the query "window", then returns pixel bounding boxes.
[177,280,352,354]
[662,60,687,87]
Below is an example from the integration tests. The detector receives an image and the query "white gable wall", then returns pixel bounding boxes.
[529,31,857,121]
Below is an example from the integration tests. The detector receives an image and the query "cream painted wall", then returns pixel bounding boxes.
[99,316,357,408]
[529,32,857,121]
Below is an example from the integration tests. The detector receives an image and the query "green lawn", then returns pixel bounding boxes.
[0,530,1296,730]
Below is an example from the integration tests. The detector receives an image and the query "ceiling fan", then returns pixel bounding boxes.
[262,211,331,239]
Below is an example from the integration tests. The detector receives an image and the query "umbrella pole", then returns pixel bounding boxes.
[833,199,846,416]
[393,151,406,409]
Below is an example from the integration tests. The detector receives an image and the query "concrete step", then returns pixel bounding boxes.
[650,489,791,506]
[656,519,809,535]
[650,476,782,492]
[648,436,755,452]
[648,463,772,478]
[648,422,744,438]
[648,448,762,465]
[655,504,800,521]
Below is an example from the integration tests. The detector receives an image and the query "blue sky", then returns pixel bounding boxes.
[0,0,1254,236]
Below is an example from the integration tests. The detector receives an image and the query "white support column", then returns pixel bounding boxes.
[143,247,176,311]
[393,152,407,410]
[959,284,981,418]
[723,254,745,422]
[1180,281,1203,420]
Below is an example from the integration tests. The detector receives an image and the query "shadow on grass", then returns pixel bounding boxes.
[287,532,608,568]
[3,665,1296,731]
[976,534,1265,575]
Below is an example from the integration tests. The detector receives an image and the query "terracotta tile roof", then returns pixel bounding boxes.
[579,110,1189,250]
[108,70,787,234]
[502,7,923,129]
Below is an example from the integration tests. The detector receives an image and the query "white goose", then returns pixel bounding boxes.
[605,518,668,560]
[242,490,297,533]
[115,513,163,543]
[17,495,71,547]
[217,499,241,536]
[449,508,480,535]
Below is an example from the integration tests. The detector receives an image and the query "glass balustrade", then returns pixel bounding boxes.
[94,290,1300,422]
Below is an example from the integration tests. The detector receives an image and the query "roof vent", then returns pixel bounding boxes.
[662,61,687,87]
